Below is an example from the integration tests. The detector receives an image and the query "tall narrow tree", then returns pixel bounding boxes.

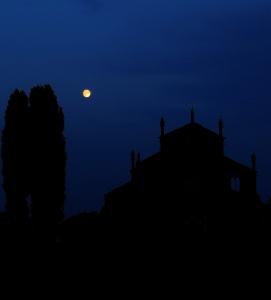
[29,85,66,228]
[2,90,30,224]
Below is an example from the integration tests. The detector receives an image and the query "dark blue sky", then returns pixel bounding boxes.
[0,0,270,215]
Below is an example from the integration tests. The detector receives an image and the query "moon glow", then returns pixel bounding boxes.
[83,89,92,99]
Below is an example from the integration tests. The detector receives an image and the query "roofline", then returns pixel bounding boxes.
[163,122,224,139]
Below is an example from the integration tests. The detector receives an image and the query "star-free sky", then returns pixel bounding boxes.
[0,0,270,216]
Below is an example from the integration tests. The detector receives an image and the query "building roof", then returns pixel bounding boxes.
[164,122,222,140]
[106,121,254,196]
[224,156,253,173]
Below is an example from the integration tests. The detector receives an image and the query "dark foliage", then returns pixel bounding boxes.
[29,85,66,228]
[1,90,30,224]
[1,85,66,232]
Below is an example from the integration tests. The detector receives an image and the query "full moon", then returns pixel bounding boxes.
[83,89,92,99]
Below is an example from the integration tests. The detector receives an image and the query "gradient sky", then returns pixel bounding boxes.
[0,0,270,216]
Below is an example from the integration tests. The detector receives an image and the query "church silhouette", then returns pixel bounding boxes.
[56,110,270,245]
[101,110,263,233]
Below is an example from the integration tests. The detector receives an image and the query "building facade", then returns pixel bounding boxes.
[102,111,260,229]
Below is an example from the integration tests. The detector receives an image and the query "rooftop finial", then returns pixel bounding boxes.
[131,150,136,170]
[160,117,165,136]
[191,108,195,123]
[251,153,256,171]
[219,118,224,137]
[136,152,141,168]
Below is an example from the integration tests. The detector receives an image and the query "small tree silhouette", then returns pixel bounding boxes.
[1,90,30,224]
[29,85,66,228]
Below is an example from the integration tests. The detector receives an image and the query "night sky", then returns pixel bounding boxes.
[0,0,270,216]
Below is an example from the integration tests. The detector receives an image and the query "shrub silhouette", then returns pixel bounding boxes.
[1,90,30,224]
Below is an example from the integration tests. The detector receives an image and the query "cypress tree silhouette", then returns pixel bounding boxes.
[29,85,66,229]
[1,90,30,224]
